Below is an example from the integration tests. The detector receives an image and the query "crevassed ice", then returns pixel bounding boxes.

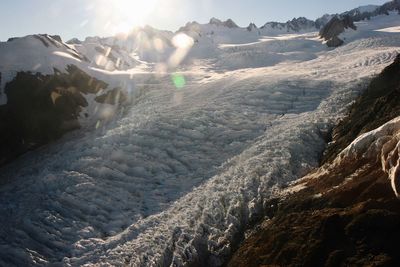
[1,27,400,267]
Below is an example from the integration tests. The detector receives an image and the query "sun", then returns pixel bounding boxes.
[95,0,159,34]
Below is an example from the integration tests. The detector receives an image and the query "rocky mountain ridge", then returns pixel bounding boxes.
[320,0,400,47]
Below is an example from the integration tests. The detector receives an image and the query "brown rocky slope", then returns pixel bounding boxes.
[228,55,400,267]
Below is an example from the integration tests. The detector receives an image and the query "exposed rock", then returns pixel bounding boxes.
[286,17,316,32]
[50,35,63,43]
[375,0,400,16]
[315,14,334,29]
[326,36,344,47]
[228,55,400,266]
[319,15,357,47]
[314,1,400,31]
[31,34,64,48]
[342,6,378,22]
[0,65,108,166]
[262,17,316,32]
[229,117,400,266]
[323,54,400,164]
[246,23,258,32]
[224,19,239,28]
[261,21,283,29]
[209,17,223,25]
[209,17,239,28]
[66,38,82,45]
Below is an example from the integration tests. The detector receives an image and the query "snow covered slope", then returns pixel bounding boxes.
[0,6,399,267]
[0,35,89,105]
[356,5,380,13]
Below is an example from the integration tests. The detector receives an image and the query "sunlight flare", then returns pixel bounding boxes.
[172,33,194,49]
[94,0,159,34]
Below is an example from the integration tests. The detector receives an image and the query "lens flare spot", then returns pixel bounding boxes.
[172,33,194,49]
[172,74,186,89]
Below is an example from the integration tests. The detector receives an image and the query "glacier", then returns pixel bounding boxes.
[0,12,400,267]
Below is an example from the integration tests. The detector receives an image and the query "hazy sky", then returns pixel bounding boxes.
[0,0,389,41]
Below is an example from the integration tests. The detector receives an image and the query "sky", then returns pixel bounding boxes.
[0,0,389,41]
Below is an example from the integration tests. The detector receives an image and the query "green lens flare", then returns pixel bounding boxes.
[172,73,186,89]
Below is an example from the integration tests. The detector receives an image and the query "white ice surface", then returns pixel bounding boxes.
[0,12,399,267]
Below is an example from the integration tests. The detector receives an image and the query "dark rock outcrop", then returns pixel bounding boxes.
[319,15,357,47]
[224,19,239,28]
[209,18,239,28]
[317,0,400,48]
[229,161,400,266]
[228,55,400,266]
[375,0,400,16]
[0,65,108,166]
[326,36,344,47]
[286,17,316,32]
[50,35,63,43]
[246,23,258,32]
[66,38,82,45]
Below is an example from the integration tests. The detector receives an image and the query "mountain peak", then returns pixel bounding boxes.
[66,38,82,45]
[209,17,239,28]
[209,17,222,25]
[224,19,239,28]
[247,23,258,31]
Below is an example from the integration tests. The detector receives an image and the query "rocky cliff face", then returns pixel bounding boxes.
[319,1,400,47]
[375,0,400,16]
[319,16,357,47]
[323,54,400,163]
[0,65,113,167]
[228,55,400,266]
